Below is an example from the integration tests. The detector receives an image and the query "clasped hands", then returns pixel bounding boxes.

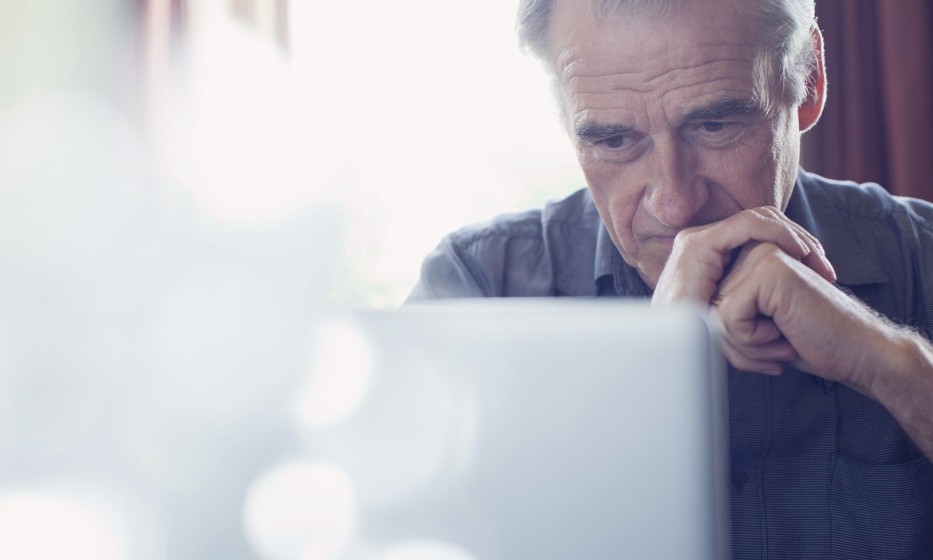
[651,207,887,393]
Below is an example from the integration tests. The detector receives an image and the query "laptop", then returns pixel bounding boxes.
[293,300,730,560]
[0,299,727,559]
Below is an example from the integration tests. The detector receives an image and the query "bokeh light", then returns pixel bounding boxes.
[0,490,125,560]
[244,461,357,560]
[297,320,373,429]
[375,540,478,560]
[305,352,480,509]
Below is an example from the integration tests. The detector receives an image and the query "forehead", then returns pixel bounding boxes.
[548,0,765,122]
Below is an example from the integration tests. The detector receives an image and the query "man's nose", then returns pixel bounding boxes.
[642,139,708,228]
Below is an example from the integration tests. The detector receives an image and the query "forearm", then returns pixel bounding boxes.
[861,328,933,461]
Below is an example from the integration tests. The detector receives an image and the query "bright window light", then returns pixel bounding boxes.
[158,0,585,306]
[243,461,357,560]
[287,0,586,305]
[0,491,125,560]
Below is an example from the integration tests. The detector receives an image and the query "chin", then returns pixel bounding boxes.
[620,251,665,291]
[635,264,663,290]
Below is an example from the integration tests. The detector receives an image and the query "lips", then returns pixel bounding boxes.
[636,232,679,246]
[649,235,677,246]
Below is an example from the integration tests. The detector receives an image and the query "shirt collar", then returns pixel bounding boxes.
[594,220,616,282]
[594,220,652,297]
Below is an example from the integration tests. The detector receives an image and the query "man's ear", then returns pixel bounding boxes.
[798,26,827,132]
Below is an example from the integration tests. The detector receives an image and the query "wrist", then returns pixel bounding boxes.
[861,329,933,423]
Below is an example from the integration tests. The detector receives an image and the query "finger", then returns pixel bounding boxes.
[719,340,786,376]
[723,334,798,362]
[691,208,811,262]
[745,207,814,259]
[786,219,824,256]
[653,245,735,304]
[712,304,795,373]
[657,207,826,305]
[801,249,837,284]
[760,208,837,283]
[711,300,783,344]
[715,306,797,362]
[713,267,800,367]
[726,314,784,346]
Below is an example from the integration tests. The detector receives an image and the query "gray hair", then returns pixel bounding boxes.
[516,0,818,110]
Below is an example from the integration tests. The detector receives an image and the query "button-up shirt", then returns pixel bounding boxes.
[408,169,933,558]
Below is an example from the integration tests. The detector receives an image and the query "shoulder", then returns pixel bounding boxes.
[798,170,933,231]
[446,187,598,249]
[794,171,933,264]
[794,170,933,331]
[407,188,601,300]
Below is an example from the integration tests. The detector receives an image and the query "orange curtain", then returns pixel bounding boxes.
[801,0,933,201]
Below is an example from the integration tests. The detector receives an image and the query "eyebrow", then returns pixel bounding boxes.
[574,122,637,140]
[574,98,763,139]
[684,98,761,121]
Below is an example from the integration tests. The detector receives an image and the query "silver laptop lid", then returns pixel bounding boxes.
[295,300,729,560]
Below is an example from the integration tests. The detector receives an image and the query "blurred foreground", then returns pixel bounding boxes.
[0,1,336,558]
[0,0,582,558]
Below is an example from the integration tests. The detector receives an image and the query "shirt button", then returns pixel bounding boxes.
[731,470,748,490]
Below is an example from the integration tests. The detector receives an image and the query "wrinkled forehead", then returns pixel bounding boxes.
[547,0,762,76]
[545,0,773,126]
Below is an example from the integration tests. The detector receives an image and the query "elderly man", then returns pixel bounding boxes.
[409,0,933,556]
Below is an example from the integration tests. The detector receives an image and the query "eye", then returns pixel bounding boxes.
[700,121,727,133]
[686,120,744,148]
[599,135,627,149]
[585,131,648,163]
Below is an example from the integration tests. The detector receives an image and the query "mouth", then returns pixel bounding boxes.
[646,235,677,246]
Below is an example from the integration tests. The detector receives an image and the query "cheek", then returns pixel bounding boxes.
[772,123,801,209]
[739,116,799,207]
[580,162,651,273]
[582,162,642,235]
[710,130,787,208]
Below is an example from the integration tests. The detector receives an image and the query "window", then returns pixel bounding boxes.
[145,0,584,305]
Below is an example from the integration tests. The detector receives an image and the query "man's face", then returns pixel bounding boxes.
[548,0,803,288]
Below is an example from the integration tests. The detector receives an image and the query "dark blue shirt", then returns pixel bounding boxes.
[409,170,933,558]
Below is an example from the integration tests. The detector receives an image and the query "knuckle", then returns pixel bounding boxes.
[746,241,782,261]
[671,228,699,251]
[729,354,757,373]
[749,205,780,221]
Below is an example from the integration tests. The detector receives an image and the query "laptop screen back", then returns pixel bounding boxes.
[306,300,729,560]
